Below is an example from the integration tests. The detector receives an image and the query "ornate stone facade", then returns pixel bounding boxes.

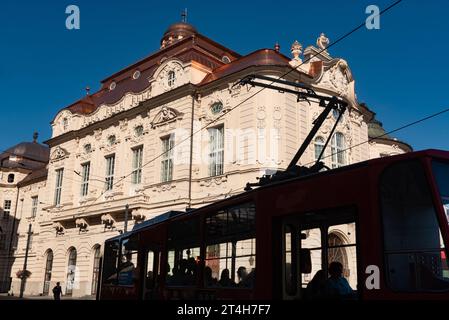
[0,23,410,297]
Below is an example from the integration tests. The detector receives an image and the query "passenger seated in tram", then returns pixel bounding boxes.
[218,269,236,287]
[118,252,136,286]
[324,262,354,299]
[237,266,255,288]
[305,270,326,299]
[185,257,198,285]
[204,266,218,287]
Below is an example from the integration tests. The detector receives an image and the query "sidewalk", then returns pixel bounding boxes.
[0,293,96,300]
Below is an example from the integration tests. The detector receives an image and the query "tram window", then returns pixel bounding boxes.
[166,217,201,287]
[381,160,449,292]
[118,237,139,286]
[328,224,357,289]
[103,240,120,285]
[284,225,297,295]
[301,228,322,288]
[432,161,449,223]
[205,202,256,288]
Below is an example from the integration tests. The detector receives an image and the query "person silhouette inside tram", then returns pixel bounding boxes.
[306,270,326,299]
[218,268,235,287]
[237,266,254,288]
[203,266,218,287]
[324,261,354,299]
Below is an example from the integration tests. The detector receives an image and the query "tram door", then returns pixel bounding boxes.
[281,207,359,300]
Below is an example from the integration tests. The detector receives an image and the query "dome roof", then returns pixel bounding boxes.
[368,119,390,139]
[3,141,49,163]
[161,22,198,48]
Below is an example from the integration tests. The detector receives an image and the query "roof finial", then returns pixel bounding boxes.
[181,8,187,23]
[85,86,90,96]
[33,132,38,143]
[274,42,280,52]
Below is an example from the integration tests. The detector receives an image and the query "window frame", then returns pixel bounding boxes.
[131,146,143,185]
[54,168,64,206]
[331,132,346,168]
[161,134,175,183]
[105,154,115,191]
[3,200,11,220]
[31,196,38,218]
[208,125,224,177]
[80,162,90,197]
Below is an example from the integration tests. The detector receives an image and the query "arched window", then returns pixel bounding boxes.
[91,245,101,295]
[167,71,176,87]
[66,248,77,296]
[331,132,346,168]
[314,137,325,161]
[62,118,68,131]
[328,233,349,278]
[7,174,14,183]
[43,250,53,295]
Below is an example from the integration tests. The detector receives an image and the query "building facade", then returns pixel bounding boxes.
[0,21,411,297]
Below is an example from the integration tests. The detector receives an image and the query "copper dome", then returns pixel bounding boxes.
[161,22,198,48]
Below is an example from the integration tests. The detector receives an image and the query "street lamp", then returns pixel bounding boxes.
[19,223,32,298]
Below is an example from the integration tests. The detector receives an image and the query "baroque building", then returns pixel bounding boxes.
[0,21,410,297]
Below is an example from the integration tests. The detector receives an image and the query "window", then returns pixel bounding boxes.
[84,144,92,154]
[205,203,256,288]
[135,125,144,137]
[314,137,325,161]
[7,174,14,183]
[105,155,115,191]
[380,160,449,291]
[166,217,201,287]
[108,135,116,146]
[433,161,449,224]
[102,240,120,285]
[208,126,224,176]
[31,196,38,218]
[54,169,64,206]
[3,200,11,220]
[211,102,223,115]
[62,118,68,131]
[161,135,174,182]
[331,132,346,168]
[80,162,90,197]
[167,71,176,87]
[66,248,77,296]
[118,237,139,286]
[91,246,101,295]
[131,146,143,184]
[43,250,53,295]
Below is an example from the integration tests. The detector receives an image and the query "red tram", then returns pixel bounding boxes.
[99,149,449,300]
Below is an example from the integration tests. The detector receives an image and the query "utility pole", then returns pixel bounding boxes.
[124,204,129,233]
[19,223,32,298]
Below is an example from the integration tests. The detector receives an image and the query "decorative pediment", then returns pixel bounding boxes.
[151,106,183,128]
[318,59,354,98]
[50,146,70,162]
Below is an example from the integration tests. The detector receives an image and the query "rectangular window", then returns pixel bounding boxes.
[80,162,90,197]
[208,126,224,177]
[3,200,11,220]
[54,169,64,205]
[131,146,143,185]
[205,203,256,288]
[31,196,38,218]
[161,135,174,182]
[381,160,449,292]
[166,217,201,287]
[105,155,115,191]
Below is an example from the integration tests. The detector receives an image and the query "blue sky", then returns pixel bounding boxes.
[0,0,448,152]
